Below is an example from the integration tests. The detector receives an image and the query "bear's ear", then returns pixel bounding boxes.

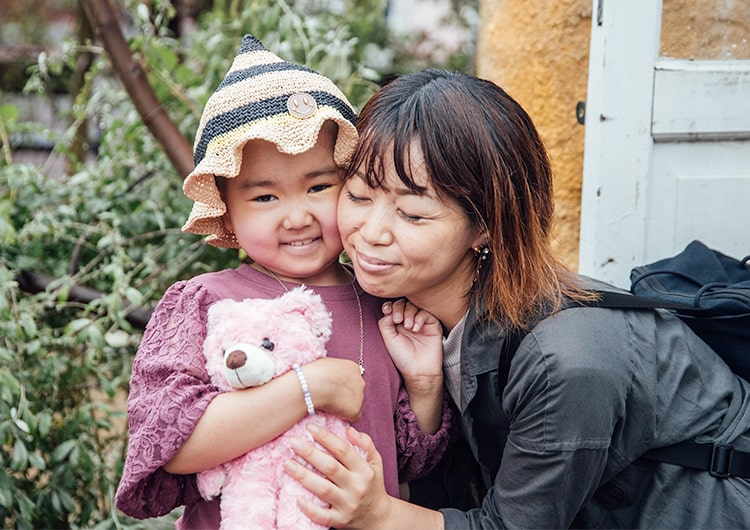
[206,298,237,329]
[281,286,332,340]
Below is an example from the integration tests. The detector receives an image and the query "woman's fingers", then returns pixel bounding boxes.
[285,425,388,529]
[284,456,343,528]
[295,491,338,529]
[284,436,345,527]
[304,424,370,480]
[346,426,381,468]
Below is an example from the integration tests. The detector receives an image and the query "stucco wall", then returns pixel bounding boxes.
[477,0,748,270]
[477,0,592,270]
[661,0,750,60]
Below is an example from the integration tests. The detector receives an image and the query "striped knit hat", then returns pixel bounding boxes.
[182,34,358,248]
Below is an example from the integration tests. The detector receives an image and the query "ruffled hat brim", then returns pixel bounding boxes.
[182,35,358,248]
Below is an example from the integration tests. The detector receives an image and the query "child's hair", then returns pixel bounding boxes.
[182,34,358,248]
[347,69,588,330]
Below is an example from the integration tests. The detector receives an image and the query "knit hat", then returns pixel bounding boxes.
[182,34,358,248]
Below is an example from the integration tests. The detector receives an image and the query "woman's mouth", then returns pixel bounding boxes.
[354,251,396,274]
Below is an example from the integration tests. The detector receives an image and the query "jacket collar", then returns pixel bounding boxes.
[458,305,507,413]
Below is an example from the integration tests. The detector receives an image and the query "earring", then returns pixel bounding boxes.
[474,245,490,260]
[473,245,490,285]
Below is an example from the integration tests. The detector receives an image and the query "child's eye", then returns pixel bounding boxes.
[253,194,276,203]
[309,184,332,194]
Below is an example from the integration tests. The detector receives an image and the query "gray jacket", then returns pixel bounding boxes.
[441,280,750,529]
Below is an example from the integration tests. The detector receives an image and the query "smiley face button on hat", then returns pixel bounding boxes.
[287,92,317,119]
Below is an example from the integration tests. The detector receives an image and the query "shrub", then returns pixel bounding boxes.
[0,0,476,527]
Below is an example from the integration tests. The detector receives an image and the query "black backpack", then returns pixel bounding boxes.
[627,240,750,380]
[503,240,750,479]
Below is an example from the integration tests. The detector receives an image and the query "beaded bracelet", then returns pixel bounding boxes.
[293,364,315,416]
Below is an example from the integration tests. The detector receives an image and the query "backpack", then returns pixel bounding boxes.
[627,240,750,380]
[503,240,750,478]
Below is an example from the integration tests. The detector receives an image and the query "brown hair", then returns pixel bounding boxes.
[346,69,590,330]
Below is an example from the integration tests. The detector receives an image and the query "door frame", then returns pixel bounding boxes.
[578,0,750,287]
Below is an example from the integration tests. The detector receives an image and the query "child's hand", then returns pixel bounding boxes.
[379,300,444,432]
[303,358,365,422]
[378,299,443,389]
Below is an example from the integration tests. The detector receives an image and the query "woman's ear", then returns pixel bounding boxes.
[470,231,489,251]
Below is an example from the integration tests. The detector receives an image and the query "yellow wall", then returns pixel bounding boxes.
[477,0,749,270]
[477,0,591,270]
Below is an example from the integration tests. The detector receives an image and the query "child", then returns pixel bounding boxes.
[113,35,452,529]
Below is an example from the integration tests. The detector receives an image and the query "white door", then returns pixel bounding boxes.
[578,0,750,288]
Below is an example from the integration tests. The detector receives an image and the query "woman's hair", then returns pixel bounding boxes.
[346,69,589,330]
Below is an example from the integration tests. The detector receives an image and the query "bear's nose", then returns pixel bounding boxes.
[226,349,247,369]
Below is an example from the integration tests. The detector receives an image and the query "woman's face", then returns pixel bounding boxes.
[338,141,484,322]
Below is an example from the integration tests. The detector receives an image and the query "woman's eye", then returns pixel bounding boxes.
[345,191,367,203]
[399,210,423,222]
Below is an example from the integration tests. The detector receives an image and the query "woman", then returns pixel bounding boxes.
[283,69,750,528]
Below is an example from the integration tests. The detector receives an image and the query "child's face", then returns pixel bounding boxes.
[223,123,345,285]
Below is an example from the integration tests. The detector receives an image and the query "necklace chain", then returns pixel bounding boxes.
[264,267,365,375]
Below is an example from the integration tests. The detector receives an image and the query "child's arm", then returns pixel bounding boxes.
[378,299,444,434]
[164,356,364,474]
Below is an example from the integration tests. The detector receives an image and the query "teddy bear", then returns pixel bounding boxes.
[197,286,353,530]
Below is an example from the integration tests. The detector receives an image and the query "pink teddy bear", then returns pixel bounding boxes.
[198,286,353,530]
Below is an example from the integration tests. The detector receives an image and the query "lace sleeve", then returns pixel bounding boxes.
[395,386,458,483]
[115,281,221,519]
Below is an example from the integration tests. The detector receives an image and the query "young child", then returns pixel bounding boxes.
[114,35,452,529]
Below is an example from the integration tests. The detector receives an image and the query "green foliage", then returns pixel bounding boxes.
[0,143,219,529]
[0,0,476,527]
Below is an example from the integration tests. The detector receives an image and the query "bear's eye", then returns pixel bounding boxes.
[261,338,274,351]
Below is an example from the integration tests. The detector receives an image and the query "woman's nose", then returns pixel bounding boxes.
[358,208,392,245]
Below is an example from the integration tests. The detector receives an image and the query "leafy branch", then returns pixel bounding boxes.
[80,0,194,179]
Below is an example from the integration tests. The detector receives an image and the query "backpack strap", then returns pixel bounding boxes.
[641,441,750,479]
[581,289,697,312]
[500,290,750,479]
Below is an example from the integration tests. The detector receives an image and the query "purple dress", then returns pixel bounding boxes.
[115,264,452,528]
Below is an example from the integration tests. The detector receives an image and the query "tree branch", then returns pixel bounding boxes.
[15,1,198,330]
[79,0,194,179]
[17,270,152,330]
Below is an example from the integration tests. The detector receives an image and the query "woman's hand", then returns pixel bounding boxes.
[284,425,393,529]
[304,358,365,423]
